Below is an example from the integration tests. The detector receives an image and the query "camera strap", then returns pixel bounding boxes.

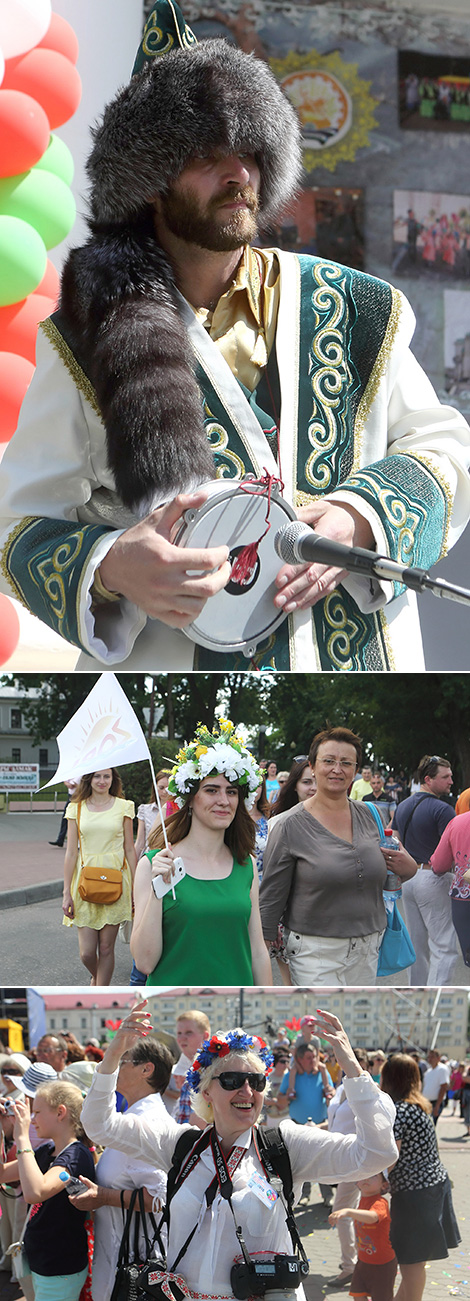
[166,1126,247,1273]
[254,1128,309,1272]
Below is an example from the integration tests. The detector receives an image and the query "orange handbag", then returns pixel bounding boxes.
[76,802,123,904]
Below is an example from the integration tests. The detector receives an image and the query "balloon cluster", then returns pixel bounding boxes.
[0,2,81,665]
[0,0,81,443]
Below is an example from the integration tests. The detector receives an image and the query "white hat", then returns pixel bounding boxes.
[7,1062,57,1097]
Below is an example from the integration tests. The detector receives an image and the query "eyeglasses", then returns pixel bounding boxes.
[120,1053,136,1065]
[318,758,355,770]
[214,1072,267,1092]
[293,754,308,762]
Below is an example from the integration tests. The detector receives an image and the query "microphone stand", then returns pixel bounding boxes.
[274,527,470,607]
[367,554,470,607]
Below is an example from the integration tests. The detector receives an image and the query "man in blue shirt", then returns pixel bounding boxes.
[278,1042,334,1206]
[393,754,458,985]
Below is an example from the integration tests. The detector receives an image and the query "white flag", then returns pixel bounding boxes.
[42,674,151,788]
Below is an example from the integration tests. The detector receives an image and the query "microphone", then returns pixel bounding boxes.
[274,520,470,606]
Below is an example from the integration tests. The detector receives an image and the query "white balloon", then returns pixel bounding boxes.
[0,0,52,60]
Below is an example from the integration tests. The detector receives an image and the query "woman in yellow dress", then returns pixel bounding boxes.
[62,768,136,985]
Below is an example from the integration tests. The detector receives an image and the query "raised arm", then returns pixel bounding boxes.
[81,1001,180,1167]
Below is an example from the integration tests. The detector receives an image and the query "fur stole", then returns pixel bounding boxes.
[59,210,214,510]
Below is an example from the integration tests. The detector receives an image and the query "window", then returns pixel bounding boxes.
[50,1018,55,1029]
[81,1018,87,1029]
[12,748,21,762]
[39,749,48,766]
[10,708,21,729]
[62,1017,68,1028]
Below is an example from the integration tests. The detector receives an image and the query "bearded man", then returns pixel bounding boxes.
[1,1,469,671]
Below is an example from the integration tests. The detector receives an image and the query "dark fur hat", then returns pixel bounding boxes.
[87,39,302,226]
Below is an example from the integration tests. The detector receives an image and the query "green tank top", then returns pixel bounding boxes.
[145,851,254,985]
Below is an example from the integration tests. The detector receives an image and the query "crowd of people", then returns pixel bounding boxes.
[47,717,470,988]
[0,1007,466,1301]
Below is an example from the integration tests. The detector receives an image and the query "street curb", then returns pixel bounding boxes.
[0,879,63,909]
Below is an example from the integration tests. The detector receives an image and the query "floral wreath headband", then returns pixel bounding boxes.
[187,1030,274,1093]
[166,719,264,812]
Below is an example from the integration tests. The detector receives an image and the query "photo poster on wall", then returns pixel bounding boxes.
[392,191,470,280]
[444,288,470,416]
[398,49,470,133]
[179,1,470,400]
[258,186,365,270]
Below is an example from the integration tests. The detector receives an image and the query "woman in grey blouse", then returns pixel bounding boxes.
[259,726,417,985]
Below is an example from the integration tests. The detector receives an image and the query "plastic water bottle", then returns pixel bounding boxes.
[383,827,402,912]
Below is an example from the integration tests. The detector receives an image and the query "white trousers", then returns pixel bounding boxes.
[284,930,383,986]
[401,870,459,985]
[331,1181,361,1269]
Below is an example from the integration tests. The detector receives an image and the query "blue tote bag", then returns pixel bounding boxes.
[364,802,416,978]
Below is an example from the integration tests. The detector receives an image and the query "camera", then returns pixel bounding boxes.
[231,1254,307,1299]
[2,1098,15,1114]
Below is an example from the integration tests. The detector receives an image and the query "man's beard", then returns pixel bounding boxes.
[160,182,259,251]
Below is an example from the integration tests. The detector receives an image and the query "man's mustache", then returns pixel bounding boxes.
[211,184,259,214]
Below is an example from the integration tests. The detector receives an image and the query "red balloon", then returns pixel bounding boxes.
[33,256,59,304]
[0,90,50,178]
[2,48,82,129]
[0,294,55,363]
[0,595,20,665]
[38,11,79,64]
[0,350,35,441]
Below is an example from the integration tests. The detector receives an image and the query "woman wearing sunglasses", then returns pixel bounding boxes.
[260,726,417,986]
[80,1000,397,1301]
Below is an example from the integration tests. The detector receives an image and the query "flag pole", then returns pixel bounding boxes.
[147,753,176,899]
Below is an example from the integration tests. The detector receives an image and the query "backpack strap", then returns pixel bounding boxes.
[156,1127,213,1271]
[399,793,435,848]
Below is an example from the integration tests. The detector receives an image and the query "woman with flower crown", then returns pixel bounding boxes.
[130,720,273,986]
[80,1000,398,1301]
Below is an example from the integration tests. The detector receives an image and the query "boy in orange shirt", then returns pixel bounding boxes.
[329,1172,397,1300]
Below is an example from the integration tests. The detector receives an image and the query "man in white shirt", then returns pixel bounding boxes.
[422,1049,450,1124]
[69,1037,173,1301]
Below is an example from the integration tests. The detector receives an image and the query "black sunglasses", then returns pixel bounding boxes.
[214,1071,267,1092]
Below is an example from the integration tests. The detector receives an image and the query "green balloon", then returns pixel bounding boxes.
[36,134,74,187]
[0,216,47,307]
[0,169,76,251]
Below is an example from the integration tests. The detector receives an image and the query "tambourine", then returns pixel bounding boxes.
[174,478,297,657]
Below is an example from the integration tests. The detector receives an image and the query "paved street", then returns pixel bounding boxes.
[0,895,135,984]
[0,1108,468,1300]
[1,811,470,985]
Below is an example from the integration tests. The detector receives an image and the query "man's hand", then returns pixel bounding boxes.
[274,499,374,613]
[99,490,231,625]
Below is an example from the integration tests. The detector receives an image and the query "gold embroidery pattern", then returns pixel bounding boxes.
[206,421,246,479]
[378,610,396,672]
[343,470,421,567]
[352,286,402,469]
[33,531,85,629]
[405,451,452,558]
[1,517,39,607]
[40,319,101,418]
[142,26,173,56]
[305,263,354,491]
[323,590,370,670]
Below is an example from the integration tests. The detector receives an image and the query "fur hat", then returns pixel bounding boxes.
[87,38,302,227]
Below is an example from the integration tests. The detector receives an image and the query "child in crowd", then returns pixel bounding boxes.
[329,1172,397,1301]
[7,1081,95,1301]
[165,1010,211,1124]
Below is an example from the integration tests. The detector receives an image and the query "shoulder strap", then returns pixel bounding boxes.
[255,1125,293,1202]
[363,801,386,843]
[116,1188,140,1270]
[399,793,434,848]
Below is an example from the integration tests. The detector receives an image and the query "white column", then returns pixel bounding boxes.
[49,0,145,264]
